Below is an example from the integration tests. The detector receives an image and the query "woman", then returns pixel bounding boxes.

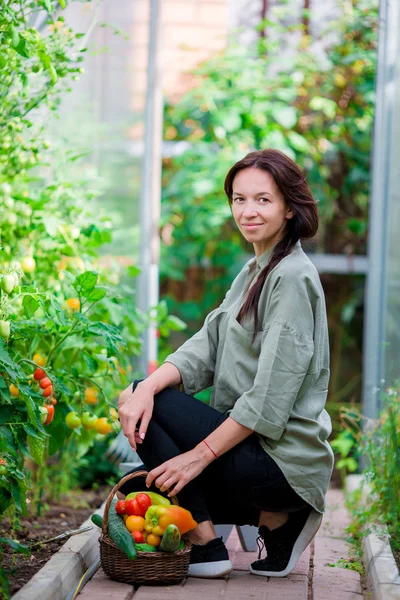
[117,149,334,579]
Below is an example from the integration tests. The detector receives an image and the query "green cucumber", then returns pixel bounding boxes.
[91,513,103,529]
[108,498,137,560]
[159,524,181,552]
[135,543,157,552]
[178,539,185,551]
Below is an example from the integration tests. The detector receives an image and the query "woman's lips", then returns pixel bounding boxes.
[243,224,262,228]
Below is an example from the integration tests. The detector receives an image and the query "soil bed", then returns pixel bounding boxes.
[1,485,109,597]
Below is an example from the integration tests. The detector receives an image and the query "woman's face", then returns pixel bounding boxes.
[231,167,294,257]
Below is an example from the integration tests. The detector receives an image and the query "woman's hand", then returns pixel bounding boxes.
[145,447,213,497]
[118,382,154,451]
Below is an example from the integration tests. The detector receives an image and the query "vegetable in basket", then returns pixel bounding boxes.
[159,524,182,552]
[144,505,197,536]
[108,498,137,560]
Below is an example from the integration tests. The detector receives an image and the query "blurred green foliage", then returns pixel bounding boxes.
[160,0,377,324]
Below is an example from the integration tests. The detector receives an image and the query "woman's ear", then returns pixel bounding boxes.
[286,207,295,220]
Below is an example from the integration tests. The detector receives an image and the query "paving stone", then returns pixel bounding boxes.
[313,565,362,594]
[78,567,134,600]
[313,588,364,600]
[313,536,351,565]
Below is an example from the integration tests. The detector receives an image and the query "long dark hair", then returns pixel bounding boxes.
[224,149,318,346]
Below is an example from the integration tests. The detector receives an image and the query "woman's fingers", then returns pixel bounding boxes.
[158,476,176,493]
[138,408,152,441]
[146,463,165,487]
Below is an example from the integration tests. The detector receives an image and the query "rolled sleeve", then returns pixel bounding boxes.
[229,321,314,441]
[163,288,231,396]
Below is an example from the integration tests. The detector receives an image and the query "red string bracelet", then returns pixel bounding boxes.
[203,439,218,459]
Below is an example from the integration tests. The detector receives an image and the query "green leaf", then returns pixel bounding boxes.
[10,478,23,512]
[270,105,297,129]
[27,434,46,465]
[0,537,30,555]
[157,300,169,321]
[43,216,60,237]
[287,131,310,153]
[50,297,68,325]
[11,26,20,48]
[15,38,30,59]
[309,96,337,119]
[86,287,106,302]
[127,265,141,278]
[82,352,98,373]
[165,315,187,331]
[74,271,98,295]
[0,488,12,515]
[23,295,39,319]
[0,408,15,425]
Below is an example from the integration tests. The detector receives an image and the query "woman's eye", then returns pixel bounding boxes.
[260,198,270,203]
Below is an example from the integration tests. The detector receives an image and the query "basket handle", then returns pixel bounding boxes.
[101,470,179,535]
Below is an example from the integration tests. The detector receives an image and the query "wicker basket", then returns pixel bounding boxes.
[99,470,192,585]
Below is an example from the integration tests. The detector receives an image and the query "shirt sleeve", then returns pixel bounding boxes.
[162,288,231,396]
[229,270,315,441]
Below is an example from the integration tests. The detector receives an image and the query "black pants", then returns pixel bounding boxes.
[118,379,309,526]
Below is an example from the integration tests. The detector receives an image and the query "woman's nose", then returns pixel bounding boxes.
[242,202,259,217]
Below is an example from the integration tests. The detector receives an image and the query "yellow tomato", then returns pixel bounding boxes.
[66,297,80,311]
[33,353,46,367]
[95,417,112,435]
[9,384,19,397]
[147,534,161,547]
[84,387,98,405]
[125,516,145,533]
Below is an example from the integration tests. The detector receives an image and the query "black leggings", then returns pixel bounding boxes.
[118,379,309,525]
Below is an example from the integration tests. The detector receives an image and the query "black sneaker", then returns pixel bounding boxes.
[249,507,322,578]
[188,536,233,578]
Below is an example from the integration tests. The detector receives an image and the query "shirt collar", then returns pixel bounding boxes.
[249,239,302,272]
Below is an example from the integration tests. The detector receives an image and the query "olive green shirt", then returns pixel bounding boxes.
[163,240,334,513]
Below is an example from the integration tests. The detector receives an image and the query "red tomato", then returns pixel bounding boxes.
[124,498,139,516]
[135,493,152,517]
[115,500,126,515]
[44,404,54,426]
[131,530,145,543]
[42,385,53,397]
[39,377,52,389]
[34,368,45,381]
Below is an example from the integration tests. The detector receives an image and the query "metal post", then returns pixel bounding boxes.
[362,0,400,419]
[137,0,163,378]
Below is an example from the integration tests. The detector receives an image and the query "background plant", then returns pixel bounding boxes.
[337,385,400,555]
[160,0,377,417]
[0,0,184,542]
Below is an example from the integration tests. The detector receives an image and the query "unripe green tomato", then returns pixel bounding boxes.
[74,390,81,400]
[1,183,11,195]
[81,412,98,430]
[39,406,48,424]
[0,321,10,340]
[0,465,7,475]
[65,412,81,429]
[21,257,36,273]
[71,227,80,240]
[1,274,17,295]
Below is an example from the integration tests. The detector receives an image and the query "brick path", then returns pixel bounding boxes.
[78,488,365,599]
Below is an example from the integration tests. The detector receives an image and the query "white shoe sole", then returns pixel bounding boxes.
[188,559,233,578]
[249,509,323,578]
